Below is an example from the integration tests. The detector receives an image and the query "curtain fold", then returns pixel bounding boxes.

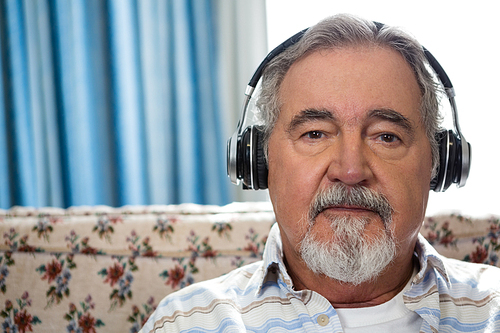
[107,0,148,205]
[1,0,36,207]
[0,0,231,208]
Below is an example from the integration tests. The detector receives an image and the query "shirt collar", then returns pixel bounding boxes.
[257,223,294,295]
[413,233,451,288]
[402,234,452,331]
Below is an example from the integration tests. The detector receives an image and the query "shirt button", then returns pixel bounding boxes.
[317,314,329,326]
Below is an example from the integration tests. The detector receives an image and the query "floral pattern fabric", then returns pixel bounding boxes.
[0,203,499,333]
[0,203,274,332]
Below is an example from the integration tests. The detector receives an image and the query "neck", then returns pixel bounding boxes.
[285,252,416,308]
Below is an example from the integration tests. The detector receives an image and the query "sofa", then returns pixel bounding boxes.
[1,202,499,332]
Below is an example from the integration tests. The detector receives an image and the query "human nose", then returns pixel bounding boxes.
[326,134,373,186]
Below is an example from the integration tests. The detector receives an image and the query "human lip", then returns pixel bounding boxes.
[323,205,375,215]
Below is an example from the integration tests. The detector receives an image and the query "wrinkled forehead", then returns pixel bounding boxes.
[277,46,423,124]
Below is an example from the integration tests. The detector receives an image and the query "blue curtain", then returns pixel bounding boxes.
[0,0,230,208]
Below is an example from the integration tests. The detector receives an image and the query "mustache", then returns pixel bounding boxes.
[308,184,394,224]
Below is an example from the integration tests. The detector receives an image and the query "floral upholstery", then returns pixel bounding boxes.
[422,214,500,266]
[0,202,499,333]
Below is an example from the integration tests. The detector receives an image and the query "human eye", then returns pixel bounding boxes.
[378,133,401,144]
[304,131,325,140]
[366,121,411,160]
[294,129,331,156]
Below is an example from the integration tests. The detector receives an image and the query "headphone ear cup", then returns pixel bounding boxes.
[239,126,253,189]
[430,130,448,191]
[431,130,458,192]
[233,125,269,190]
[450,132,469,187]
[443,131,458,191]
[252,126,268,190]
[455,140,471,187]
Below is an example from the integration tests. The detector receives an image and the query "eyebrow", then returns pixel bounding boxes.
[287,109,336,134]
[368,108,415,138]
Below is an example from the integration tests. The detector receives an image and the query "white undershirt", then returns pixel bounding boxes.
[335,269,423,332]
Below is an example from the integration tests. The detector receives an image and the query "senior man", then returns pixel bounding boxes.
[141,14,500,332]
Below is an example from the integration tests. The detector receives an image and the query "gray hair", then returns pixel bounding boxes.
[256,14,441,177]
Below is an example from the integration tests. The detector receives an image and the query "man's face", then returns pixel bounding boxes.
[267,45,433,280]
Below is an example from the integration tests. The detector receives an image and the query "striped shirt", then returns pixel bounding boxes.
[140,223,500,333]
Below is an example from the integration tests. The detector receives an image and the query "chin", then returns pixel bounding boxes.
[299,214,397,285]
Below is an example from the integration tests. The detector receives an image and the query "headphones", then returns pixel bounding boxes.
[227,23,471,192]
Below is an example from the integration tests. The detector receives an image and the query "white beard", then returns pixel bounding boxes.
[299,215,396,285]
